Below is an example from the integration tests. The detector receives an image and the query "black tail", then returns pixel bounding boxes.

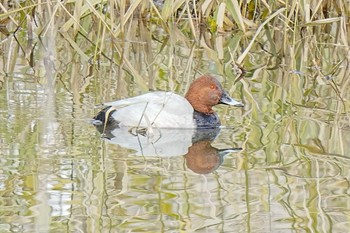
[93,106,118,126]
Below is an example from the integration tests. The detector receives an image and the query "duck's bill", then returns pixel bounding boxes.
[219,92,244,107]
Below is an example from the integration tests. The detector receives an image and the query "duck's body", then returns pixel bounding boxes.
[97,92,195,128]
[93,75,244,129]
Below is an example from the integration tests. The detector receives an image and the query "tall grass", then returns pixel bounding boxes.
[1,1,348,67]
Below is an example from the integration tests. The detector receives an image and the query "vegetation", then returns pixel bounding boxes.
[1,1,348,74]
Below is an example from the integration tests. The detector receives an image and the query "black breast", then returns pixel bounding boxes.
[193,111,220,128]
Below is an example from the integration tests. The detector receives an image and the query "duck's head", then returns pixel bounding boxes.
[185,75,244,114]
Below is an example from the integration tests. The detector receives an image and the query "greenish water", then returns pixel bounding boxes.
[1,6,350,233]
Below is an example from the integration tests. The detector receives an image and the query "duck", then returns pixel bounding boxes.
[93,74,244,129]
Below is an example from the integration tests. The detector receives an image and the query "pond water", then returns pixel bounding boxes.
[1,4,350,233]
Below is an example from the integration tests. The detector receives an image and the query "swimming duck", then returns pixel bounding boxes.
[93,75,243,129]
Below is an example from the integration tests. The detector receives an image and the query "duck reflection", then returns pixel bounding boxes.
[185,141,240,174]
[94,125,241,174]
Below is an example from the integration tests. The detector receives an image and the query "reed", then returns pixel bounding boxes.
[1,1,348,65]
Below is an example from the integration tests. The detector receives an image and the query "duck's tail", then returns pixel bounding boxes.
[92,106,119,127]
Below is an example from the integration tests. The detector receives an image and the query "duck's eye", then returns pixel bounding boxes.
[210,84,215,89]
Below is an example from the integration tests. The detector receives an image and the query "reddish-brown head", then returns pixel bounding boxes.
[185,75,243,114]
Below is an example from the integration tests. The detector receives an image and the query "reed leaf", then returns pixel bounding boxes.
[61,32,90,61]
[304,17,342,26]
[217,3,226,31]
[226,0,246,32]
[237,7,285,64]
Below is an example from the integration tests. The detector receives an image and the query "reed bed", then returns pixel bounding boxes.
[1,0,348,70]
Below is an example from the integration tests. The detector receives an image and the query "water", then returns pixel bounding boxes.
[1,6,350,233]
